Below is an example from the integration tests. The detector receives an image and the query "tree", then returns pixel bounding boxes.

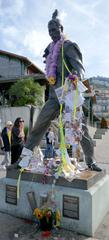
[8,77,44,106]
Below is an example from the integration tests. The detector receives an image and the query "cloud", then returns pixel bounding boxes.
[1,26,18,38]
[91,0,104,9]
[23,29,50,57]
[0,0,25,17]
[3,39,17,50]
[0,0,109,77]
[0,24,22,53]
[60,10,67,22]
[71,2,101,27]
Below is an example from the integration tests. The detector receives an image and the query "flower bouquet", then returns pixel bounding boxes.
[33,207,61,231]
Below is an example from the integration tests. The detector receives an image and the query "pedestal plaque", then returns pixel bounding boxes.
[5,185,17,205]
[63,195,79,220]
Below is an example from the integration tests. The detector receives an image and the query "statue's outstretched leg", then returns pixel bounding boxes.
[80,121,102,171]
[25,97,60,150]
[7,97,60,169]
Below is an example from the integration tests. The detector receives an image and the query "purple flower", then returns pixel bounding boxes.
[46,36,64,81]
[69,74,78,81]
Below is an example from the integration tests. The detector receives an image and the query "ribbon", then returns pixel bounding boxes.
[58,44,78,175]
[58,44,68,174]
[17,168,24,199]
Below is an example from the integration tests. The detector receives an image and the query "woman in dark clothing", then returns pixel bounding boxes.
[11,117,25,164]
[0,121,13,168]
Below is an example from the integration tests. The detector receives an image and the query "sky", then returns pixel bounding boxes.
[0,0,109,78]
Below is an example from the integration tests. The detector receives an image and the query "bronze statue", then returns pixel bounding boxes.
[19,10,102,171]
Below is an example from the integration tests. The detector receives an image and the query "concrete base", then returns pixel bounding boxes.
[0,172,109,236]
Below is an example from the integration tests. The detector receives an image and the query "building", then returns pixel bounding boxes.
[81,79,99,126]
[89,76,109,127]
[0,49,47,105]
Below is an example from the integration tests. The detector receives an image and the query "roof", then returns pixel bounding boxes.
[0,49,44,74]
[0,73,48,86]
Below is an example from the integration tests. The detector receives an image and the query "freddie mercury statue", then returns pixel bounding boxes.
[19,10,102,171]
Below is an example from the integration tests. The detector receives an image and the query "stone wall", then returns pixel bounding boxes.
[0,105,40,132]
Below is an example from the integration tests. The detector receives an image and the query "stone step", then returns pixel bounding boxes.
[95,129,106,135]
[93,134,102,139]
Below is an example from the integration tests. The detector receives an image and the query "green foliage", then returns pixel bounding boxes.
[8,77,44,106]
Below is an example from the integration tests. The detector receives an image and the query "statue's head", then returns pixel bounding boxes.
[48,9,63,42]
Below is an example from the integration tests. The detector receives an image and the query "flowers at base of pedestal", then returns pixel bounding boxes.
[33,207,61,230]
[46,35,64,85]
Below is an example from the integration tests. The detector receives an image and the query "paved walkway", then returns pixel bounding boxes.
[88,126,109,173]
[0,127,109,239]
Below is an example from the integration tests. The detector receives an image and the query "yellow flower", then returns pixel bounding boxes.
[56,210,61,221]
[33,208,43,219]
[73,78,78,87]
[55,210,61,227]
[48,77,56,85]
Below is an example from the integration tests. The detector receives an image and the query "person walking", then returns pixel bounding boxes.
[11,118,25,164]
[45,127,55,158]
[0,121,13,169]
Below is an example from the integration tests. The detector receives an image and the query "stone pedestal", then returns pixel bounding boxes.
[0,169,109,236]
